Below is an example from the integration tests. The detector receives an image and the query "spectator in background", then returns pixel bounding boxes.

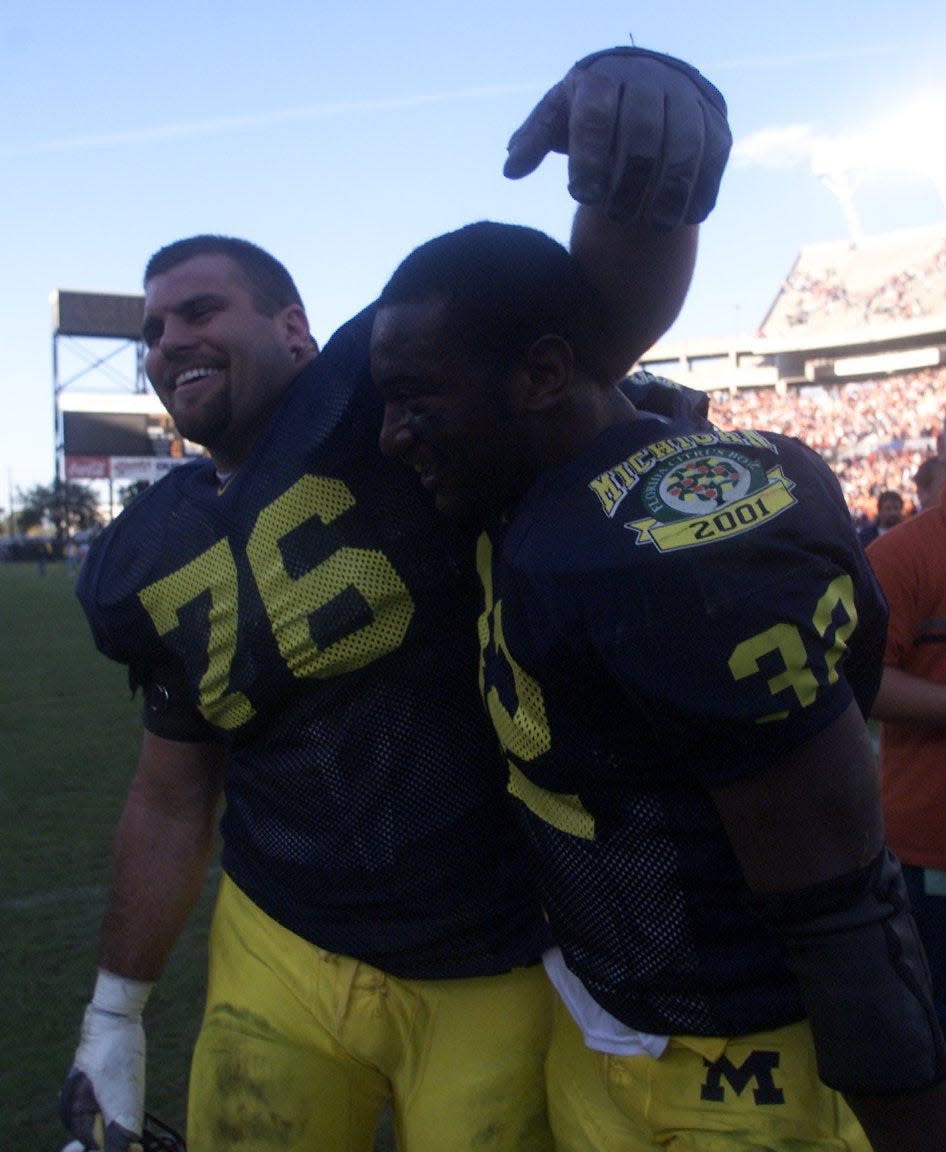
[858,488,904,546]
[914,457,946,513]
[867,493,946,1035]
[705,365,946,524]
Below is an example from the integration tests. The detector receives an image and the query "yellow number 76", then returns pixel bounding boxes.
[139,475,414,730]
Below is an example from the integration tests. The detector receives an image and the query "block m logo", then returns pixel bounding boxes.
[700,1050,785,1105]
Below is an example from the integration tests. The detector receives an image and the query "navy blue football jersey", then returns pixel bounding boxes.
[477,412,888,1034]
[78,306,547,979]
[620,368,710,422]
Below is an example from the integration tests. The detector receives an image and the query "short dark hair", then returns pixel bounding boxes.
[144,235,304,316]
[377,221,605,374]
[914,457,946,488]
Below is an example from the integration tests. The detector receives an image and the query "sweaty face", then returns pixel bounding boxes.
[371,297,527,519]
[142,253,304,472]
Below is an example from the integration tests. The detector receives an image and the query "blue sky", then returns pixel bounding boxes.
[3,0,946,507]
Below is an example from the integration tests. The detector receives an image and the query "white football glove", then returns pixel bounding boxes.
[504,46,732,231]
[60,969,153,1152]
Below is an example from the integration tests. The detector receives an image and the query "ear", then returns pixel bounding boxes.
[283,304,318,359]
[518,334,574,413]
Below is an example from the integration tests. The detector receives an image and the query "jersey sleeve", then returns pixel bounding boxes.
[621,370,711,422]
[594,561,858,785]
[545,441,884,788]
[76,470,219,744]
[134,662,219,742]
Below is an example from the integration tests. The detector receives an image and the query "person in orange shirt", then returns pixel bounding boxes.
[868,486,946,1034]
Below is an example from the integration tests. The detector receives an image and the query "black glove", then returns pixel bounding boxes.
[60,1066,143,1151]
[504,47,732,231]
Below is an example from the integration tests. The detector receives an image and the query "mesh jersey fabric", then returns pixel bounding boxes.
[77,305,548,979]
[477,412,888,1035]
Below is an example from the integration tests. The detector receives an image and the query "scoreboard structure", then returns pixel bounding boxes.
[59,392,199,485]
[51,290,202,500]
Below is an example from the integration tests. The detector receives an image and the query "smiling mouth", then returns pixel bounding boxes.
[172,365,220,390]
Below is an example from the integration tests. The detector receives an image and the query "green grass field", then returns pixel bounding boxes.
[0,562,394,1151]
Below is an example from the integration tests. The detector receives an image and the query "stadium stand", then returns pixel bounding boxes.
[638,222,946,527]
[759,223,946,337]
[704,366,946,524]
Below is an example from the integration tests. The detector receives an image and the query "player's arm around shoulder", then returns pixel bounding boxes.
[570,208,698,379]
[505,46,730,379]
[711,701,946,1151]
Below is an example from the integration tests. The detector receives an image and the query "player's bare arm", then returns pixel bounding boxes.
[712,700,946,1151]
[99,731,225,979]
[710,701,882,893]
[61,733,224,1151]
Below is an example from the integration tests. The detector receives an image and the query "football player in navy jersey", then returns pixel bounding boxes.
[58,49,732,1152]
[371,221,946,1152]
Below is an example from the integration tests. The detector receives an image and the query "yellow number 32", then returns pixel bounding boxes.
[728,573,857,723]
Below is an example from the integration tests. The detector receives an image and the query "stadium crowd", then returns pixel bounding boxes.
[764,237,946,335]
[706,364,946,524]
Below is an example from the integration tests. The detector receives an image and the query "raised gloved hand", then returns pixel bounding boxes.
[60,970,153,1152]
[504,47,732,231]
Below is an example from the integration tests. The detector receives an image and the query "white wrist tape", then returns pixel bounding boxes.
[92,968,154,1018]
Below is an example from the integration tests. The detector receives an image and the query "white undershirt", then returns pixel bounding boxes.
[543,946,669,1058]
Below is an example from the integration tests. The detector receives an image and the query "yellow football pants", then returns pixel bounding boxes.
[546,991,871,1150]
[187,874,554,1151]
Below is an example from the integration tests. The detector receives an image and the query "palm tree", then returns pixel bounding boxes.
[16,480,104,547]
